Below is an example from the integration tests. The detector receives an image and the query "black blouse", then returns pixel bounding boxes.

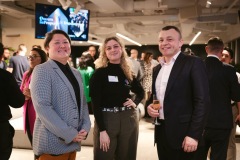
[89,63,144,131]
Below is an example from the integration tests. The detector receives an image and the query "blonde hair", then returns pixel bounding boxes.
[94,36,133,81]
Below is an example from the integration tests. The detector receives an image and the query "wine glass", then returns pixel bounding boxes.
[152,95,161,125]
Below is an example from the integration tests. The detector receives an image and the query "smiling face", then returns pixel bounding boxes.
[105,39,123,64]
[28,50,42,69]
[158,29,183,60]
[46,33,71,64]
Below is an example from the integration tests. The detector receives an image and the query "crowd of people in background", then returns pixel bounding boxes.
[1,25,240,160]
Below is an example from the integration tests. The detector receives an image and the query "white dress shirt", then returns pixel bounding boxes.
[155,51,181,119]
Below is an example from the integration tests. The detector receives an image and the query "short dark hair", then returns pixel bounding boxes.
[162,26,182,39]
[44,29,71,50]
[32,45,42,49]
[25,48,48,81]
[207,37,224,53]
[223,47,234,59]
[88,45,96,49]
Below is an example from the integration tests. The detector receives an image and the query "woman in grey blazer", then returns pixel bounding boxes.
[30,30,91,160]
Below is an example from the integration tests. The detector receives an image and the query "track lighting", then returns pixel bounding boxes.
[116,33,142,46]
[206,1,211,8]
[189,31,201,46]
[74,1,81,14]
[58,0,72,10]
[47,0,54,3]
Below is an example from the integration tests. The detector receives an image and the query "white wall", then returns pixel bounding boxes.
[1,16,44,54]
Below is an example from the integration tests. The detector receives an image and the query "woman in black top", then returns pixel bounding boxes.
[89,37,144,160]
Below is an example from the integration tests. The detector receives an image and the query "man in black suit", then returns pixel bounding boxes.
[195,37,240,160]
[147,25,210,160]
[0,42,25,160]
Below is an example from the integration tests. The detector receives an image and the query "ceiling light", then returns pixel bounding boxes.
[58,0,72,10]
[189,31,201,46]
[206,1,211,8]
[74,2,81,14]
[116,33,142,46]
[87,40,102,46]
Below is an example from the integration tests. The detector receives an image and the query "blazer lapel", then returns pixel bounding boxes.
[49,60,78,107]
[164,53,185,98]
[152,64,162,95]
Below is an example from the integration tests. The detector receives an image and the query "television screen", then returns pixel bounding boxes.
[35,3,90,41]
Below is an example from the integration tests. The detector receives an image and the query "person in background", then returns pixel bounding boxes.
[88,45,97,60]
[83,53,95,70]
[3,47,11,65]
[128,49,144,81]
[30,29,91,160]
[0,42,25,160]
[147,26,210,160]
[140,52,153,108]
[157,55,163,63]
[195,37,240,160]
[20,48,47,146]
[130,49,140,61]
[221,47,240,160]
[7,44,29,87]
[184,47,195,56]
[67,56,74,67]
[0,52,7,70]
[89,36,144,160]
[150,54,159,68]
[77,55,94,114]
[140,52,145,61]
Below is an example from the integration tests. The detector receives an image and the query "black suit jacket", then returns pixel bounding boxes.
[205,56,240,129]
[152,53,210,149]
[0,69,24,121]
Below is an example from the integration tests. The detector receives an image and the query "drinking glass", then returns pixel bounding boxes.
[152,95,161,125]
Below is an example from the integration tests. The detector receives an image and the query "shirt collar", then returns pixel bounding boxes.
[53,59,70,69]
[207,54,220,60]
[160,51,181,66]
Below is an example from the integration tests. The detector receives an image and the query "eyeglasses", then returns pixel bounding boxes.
[27,55,41,60]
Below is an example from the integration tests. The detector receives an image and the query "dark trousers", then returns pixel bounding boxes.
[93,108,138,160]
[26,110,33,145]
[88,102,93,114]
[0,121,15,160]
[156,122,195,160]
[194,128,231,160]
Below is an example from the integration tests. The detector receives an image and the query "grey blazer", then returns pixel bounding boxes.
[30,59,91,156]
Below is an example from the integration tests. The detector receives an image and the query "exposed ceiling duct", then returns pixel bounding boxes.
[0,0,240,45]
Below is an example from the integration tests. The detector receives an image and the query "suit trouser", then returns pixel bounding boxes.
[93,108,139,160]
[227,105,238,160]
[36,151,76,160]
[155,121,195,160]
[195,128,231,160]
[0,121,15,160]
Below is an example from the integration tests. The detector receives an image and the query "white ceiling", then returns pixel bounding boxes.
[0,0,240,45]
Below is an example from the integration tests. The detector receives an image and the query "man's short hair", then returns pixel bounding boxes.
[161,26,182,39]
[207,37,224,53]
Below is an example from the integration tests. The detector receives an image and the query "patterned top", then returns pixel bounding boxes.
[142,62,152,92]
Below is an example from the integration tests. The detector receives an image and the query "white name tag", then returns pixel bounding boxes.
[108,76,118,82]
